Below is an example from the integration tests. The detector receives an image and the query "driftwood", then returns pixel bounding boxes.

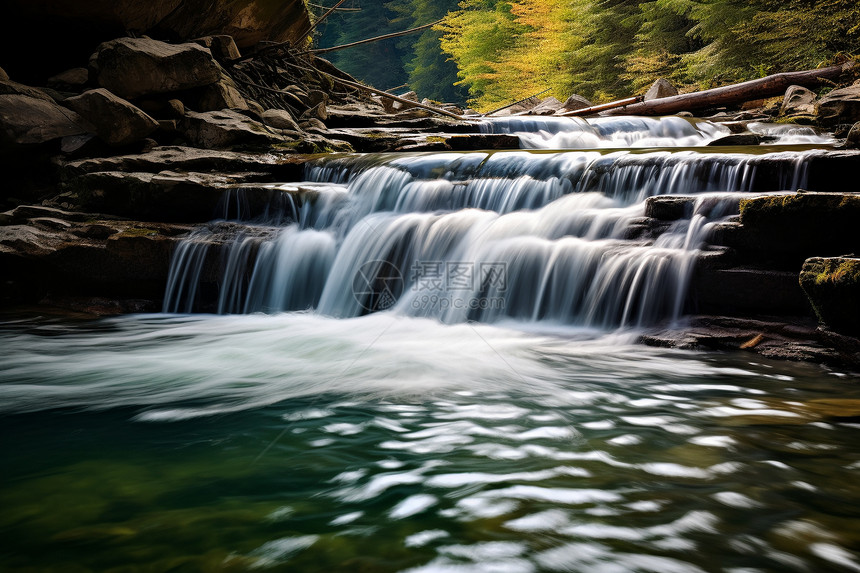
[315,70,464,119]
[309,20,443,55]
[606,61,855,116]
[484,89,551,116]
[560,96,643,117]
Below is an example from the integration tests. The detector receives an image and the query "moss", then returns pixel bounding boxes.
[800,257,860,335]
[813,260,860,286]
[117,227,159,238]
[425,136,448,143]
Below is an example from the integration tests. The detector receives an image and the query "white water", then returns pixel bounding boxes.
[163,145,817,326]
[479,115,837,149]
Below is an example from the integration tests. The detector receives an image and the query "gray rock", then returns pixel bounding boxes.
[308,90,329,107]
[781,85,816,115]
[531,96,563,115]
[0,94,91,146]
[817,85,860,126]
[300,118,327,131]
[300,101,327,122]
[0,79,56,103]
[195,74,248,111]
[193,35,241,61]
[180,109,284,148]
[64,88,159,147]
[261,109,301,131]
[64,170,300,222]
[60,145,303,178]
[560,94,593,112]
[47,68,90,91]
[644,78,678,101]
[90,37,221,99]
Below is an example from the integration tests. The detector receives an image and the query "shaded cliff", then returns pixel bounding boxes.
[1,0,311,82]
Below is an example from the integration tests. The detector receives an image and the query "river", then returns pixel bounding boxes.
[1,116,858,572]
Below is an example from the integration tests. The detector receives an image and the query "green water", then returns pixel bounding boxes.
[2,313,860,572]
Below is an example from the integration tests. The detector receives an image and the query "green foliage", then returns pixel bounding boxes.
[437,0,860,107]
[311,0,859,109]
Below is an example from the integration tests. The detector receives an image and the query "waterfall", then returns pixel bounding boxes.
[478,115,837,149]
[163,145,818,328]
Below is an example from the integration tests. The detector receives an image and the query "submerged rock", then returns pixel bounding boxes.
[799,257,860,337]
[64,89,159,147]
[89,38,221,99]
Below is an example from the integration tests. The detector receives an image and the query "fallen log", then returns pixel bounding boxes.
[606,61,855,116]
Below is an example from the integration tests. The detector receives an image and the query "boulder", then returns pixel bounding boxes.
[63,89,159,147]
[0,94,91,146]
[799,257,860,336]
[738,192,860,267]
[531,96,563,115]
[261,109,301,132]
[0,79,56,103]
[817,85,860,126]
[300,101,328,122]
[180,109,285,148]
[195,74,248,111]
[193,35,241,62]
[644,78,678,101]
[846,122,860,149]
[560,94,593,112]
[492,97,540,116]
[781,85,816,115]
[47,68,90,91]
[89,38,221,99]
[0,67,8,81]
[0,215,186,305]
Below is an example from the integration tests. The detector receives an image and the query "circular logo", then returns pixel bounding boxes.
[351,260,404,313]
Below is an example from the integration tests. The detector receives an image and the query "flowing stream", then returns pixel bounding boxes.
[2,117,858,572]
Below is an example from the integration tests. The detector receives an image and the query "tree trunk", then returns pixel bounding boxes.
[606,62,855,116]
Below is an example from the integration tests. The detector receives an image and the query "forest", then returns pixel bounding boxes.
[313,0,859,112]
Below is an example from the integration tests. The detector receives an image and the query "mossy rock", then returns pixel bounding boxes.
[799,257,860,336]
[737,193,860,266]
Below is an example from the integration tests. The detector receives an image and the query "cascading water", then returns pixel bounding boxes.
[163,140,819,328]
[6,116,860,573]
[478,115,837,149]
